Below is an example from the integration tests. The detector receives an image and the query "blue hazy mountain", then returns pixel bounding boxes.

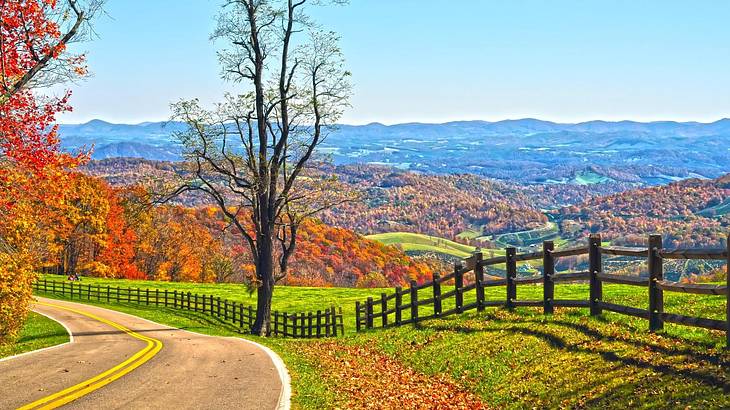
[58,118,730,184]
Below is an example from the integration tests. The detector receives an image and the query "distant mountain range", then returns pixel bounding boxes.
[59,118,730,184]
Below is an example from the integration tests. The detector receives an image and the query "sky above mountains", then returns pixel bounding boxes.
[54,0,730,125]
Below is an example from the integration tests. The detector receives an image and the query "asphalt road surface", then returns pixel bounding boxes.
[0,297,287,410]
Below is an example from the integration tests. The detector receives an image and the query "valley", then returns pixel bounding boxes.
[77,157,729,284]
[60,118,730,185]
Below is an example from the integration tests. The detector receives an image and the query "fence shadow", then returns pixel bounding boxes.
[412,314,730,392]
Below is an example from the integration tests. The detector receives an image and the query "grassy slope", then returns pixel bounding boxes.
[33,278,729,408]
[366,232,477,258]
[698,198,730,217]
[486,222,559,248]
[0,312,69,359]
[40,274,381,333]
[574,170,611,185]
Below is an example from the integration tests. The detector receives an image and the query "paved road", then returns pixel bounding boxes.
[0,297,287,410]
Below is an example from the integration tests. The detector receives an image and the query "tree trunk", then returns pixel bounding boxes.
[251,232,274,336]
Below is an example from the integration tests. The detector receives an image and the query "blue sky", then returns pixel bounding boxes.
[56,0,730,125]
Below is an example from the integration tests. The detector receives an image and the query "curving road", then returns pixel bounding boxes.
[0,297,288,410]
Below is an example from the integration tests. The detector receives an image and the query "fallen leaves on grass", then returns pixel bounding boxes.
[300,341,488,409]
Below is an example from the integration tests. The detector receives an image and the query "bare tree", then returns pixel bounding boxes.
[170,0,351,335]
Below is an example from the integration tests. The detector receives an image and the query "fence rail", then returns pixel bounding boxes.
[32,279,345,338]
[356,233,730,347]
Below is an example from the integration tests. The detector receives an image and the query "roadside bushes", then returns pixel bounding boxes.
[0,252,35,344]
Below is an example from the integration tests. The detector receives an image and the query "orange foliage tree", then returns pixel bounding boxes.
[0,0,100,343]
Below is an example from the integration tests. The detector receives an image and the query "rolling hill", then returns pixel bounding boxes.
[60,118,730,184]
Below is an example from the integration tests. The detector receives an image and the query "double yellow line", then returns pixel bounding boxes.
[18,302,163,410]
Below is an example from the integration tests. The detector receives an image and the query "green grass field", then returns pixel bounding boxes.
[366,231,477,258]
[39,273,384,333]
[32,276,730,408]
[481,222,560,248]
[363,232,543,272]
[698,198,730,217]
[574,170,611,185]
[0,312,69,359]
[455,228,481,241]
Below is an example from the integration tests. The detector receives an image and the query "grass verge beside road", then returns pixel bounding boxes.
[32,278,730,409]
[0,311,69,359]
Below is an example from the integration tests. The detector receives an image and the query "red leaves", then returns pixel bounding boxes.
[1,0,88,209]
[300,341,488,409]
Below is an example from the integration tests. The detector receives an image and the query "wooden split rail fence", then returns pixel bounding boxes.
[33,279,345,338]
[356,233,730,346]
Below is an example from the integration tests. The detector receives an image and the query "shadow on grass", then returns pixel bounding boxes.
[412,312,729,393]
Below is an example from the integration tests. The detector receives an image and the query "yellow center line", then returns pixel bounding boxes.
[17,302,164,410]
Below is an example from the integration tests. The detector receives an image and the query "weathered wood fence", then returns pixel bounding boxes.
[356,233,730,346]
[33,279,345,338]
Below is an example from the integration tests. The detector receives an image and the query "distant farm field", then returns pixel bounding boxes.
[366,231,545,272]
[366,232,477,258]
[698,197,730,217]
[480,222,560,248]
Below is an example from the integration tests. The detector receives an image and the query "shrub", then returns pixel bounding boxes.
[0,252,35,344]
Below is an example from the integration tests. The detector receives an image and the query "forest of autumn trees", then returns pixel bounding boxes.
[36,173,434,288]
[0,0,100,342]
[557,176,730,247]
[319,164,548,239]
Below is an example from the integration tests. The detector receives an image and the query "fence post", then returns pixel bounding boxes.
[474,252,485,311]
[331,305,338,336]
[302,312,307,337]
[381,293,388,327]
[455,262,464,313]
[107,285,110,302]
[274,311,279,336]
[648,234,664,332]
[316,310,322,337]
[366,297,374,329]
[355,301,361,332]
[589,234,603,316]
[164,289,168,307]
[410,280,419,323]
[339,307,344,335]
[395,287,402,325]
[239,303,244,328]
[308,312,314,338]
[543,240,555,314]
[283,313,289,337]
[433,273,442,317]
[324,310,331,337]
[506,247,517,310]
